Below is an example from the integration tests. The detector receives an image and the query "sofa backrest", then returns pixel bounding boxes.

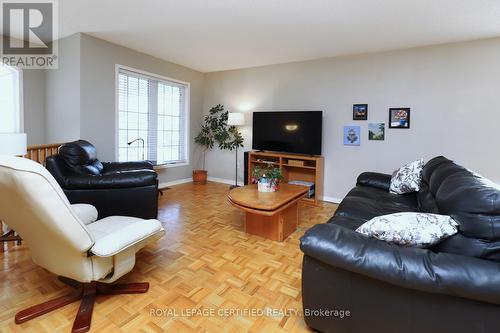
[420,156,500,262]
[59,140,104,175]
[418,156,463,213]
[420,156,500,241]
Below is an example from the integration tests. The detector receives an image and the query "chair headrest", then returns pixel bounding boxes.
[59,140,103,175]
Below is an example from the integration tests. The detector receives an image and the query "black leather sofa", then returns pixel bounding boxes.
[300,156,500,333]
[46,140,158,219]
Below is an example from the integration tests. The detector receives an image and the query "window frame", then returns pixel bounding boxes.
[0,63,24,133]
[114,64,190,168]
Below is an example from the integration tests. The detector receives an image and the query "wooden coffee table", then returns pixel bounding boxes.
[228,184,308,241]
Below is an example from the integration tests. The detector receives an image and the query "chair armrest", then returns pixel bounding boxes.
[356,172,392,191]
[102,161,154,173]
[63,170,158,189]
[71,204,98,225]
[90,219,164,257]
[300,223,500,304]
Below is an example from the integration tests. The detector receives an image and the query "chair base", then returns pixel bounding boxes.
[15,277,149,333]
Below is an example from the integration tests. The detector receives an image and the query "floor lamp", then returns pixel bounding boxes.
[0,133,27,251]
[227,113,245,189]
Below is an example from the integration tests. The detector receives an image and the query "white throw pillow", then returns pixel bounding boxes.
[390,158,424,194]
[356,212,458,248]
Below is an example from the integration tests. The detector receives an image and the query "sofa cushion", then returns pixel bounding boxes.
[301,223,500,305]
[328,215,367,231]
[433,233,500,263]
[334,186,418,221]
[417,156,463,212]
[356,212,458,248]
[412,156,500,262]
[435,169,500,241]
[390,159,424,194]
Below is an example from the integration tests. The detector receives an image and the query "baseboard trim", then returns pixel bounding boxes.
[321,196,343,204]
[160,177,343,204]
[207,176,244,187]
[159,178,192,189]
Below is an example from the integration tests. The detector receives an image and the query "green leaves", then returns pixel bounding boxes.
[194,104,244,170]
[251,165,283,181]
[194,104,244,152]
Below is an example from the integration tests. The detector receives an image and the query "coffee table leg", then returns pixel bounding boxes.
[244,202,299,241]
[280,202,298,241]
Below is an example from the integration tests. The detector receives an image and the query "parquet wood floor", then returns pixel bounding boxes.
[0,182,337,333]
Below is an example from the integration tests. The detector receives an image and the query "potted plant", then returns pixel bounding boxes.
[251,164,283,192]
[193,104,243,184]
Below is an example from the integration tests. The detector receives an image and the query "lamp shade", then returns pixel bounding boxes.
[0,133,27,156]
[227,112,245,126]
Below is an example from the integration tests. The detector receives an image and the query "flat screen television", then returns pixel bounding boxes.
[252,111,322,155]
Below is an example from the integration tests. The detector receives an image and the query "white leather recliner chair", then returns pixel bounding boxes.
[0,156,165,333]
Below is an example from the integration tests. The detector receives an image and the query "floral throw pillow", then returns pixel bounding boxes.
[356,212,458,248]
[390,158,424,194]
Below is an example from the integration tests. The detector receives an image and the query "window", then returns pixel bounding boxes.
[0,64,22,133]
[117,67,189,165]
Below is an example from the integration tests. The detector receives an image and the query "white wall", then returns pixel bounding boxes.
[44,33,81,144]
[22,69,46,145]
[204,38,500,200]
[28,33,205,184]
[23,33,205,184]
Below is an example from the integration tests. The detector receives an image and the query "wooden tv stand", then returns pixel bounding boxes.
[247,151,324,205]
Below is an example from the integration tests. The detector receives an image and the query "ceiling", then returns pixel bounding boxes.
[60,0,500,72]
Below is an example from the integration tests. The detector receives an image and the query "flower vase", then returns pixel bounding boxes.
[258,176,278,192]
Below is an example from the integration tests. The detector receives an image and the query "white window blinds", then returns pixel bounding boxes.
[117,68,188,164]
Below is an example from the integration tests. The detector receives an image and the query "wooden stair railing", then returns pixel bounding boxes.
[25,143,63,166]
[1,143,63,252]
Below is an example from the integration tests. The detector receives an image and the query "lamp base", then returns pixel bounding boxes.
[229,185,240,190]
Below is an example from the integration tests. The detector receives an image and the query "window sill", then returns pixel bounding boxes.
[154,162,190,170]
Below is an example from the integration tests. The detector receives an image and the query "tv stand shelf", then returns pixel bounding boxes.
[247,151,324,205]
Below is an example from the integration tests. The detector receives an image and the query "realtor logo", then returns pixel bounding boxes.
[1,0,58,68]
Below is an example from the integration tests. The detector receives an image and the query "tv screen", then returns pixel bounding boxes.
[252,111,322,155]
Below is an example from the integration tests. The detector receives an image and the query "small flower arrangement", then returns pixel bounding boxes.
[251,164,283,192]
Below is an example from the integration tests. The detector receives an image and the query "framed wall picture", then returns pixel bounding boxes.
[343,126,361,146]
[389,108,410,128]
[368,123,385,140]
[353,104,368,120]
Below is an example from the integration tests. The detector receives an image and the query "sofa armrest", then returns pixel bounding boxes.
[102,161,154,173]
[71,204,98,225]
[356,172,391,191]
[63,170,158,190]
[90,219,164,257]
[300,223,500,304]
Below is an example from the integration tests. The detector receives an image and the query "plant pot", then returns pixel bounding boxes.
[192,170,208,185]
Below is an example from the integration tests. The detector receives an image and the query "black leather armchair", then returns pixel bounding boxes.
[301,156,500,333]
[46,140,158,219]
